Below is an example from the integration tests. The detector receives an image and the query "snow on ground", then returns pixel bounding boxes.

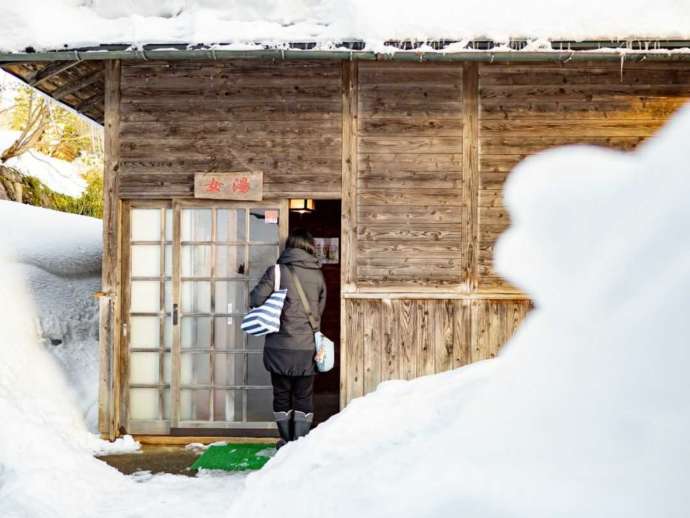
[4,104,690,516]
[1,0,690,53]
[0,130,87,197]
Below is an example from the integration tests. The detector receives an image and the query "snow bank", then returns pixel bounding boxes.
[228,107,690,517]
[0,201,102,428]
[1,0,689,53]
[0,130,87,197]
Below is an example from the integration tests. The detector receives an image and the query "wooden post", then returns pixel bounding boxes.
[462,63,480,292]
[98,60,122,439]
[340,60,358,409]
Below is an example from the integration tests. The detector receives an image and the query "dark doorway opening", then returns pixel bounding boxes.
[289,199,341,424]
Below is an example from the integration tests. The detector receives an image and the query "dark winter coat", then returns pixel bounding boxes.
[250,247,326,376]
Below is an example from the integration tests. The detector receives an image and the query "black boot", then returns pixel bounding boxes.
[274,410,293,449]
[293,411,314,440]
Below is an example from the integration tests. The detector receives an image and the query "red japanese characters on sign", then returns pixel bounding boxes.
[194,172,263,201]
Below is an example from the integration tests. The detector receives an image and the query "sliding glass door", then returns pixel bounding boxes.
[125,200,287,434]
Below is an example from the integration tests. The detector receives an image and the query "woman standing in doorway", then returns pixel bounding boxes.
[250,228,326,448]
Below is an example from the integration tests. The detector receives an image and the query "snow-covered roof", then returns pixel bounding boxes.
[2,0,690,55]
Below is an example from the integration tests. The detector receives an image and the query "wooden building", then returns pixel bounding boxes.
[3,41,690,439]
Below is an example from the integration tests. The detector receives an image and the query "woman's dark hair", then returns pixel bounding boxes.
[286,228,316,256]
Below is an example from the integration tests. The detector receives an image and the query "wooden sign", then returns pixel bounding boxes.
[194,171,263,201]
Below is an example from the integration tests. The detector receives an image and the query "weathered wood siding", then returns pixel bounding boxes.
[341,298,530,404]
[118,60,342,199]
[477,62,690,290]
[354,63,465,286]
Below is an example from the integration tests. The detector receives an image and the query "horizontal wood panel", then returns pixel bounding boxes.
[476,62,687,291]
[355,62,465,286]
[359,117,463,137]
[358,189,463,207]
[358,153,463,172]
[118,60,342,198]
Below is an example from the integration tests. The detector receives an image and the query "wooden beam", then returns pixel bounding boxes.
[462,63,480,291]
[29,60,80,86]
[52,69,104,99]
[340,61,358,409]
[98,60,122,439]
[76,92,104,113]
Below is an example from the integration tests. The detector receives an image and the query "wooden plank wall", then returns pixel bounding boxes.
[342,298,530,402]
[355,63,465,286]
[477,62,690,290]
[117,60,342,199]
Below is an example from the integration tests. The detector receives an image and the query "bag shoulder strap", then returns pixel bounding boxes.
[286,266,318,332]
[273,264,281,291]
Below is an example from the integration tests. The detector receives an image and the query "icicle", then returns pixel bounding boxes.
[620,53,625,82]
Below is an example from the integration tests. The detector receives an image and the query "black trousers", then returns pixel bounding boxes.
[271,373,314,414]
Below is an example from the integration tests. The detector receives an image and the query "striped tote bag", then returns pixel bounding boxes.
[241,264,287,336]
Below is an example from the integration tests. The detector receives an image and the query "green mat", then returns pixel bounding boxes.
[191,444,275,471]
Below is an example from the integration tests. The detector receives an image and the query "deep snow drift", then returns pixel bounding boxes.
[1,0,690,53]
[0,201,102,429]
[4,103,690,516]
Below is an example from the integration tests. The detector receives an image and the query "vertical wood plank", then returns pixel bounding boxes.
[339,296,349,409]
[462,63,480,291]
[453,299,472,368]
[345,299,365,402]
[397,299,417,379]
[341,61,358,292]
[381,298,400,381]
[418,300,435,376]
[363,300,382,394]
[434,299,455,373]
[99,60,121,438]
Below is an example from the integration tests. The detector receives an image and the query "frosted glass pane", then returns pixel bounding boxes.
[181,245,212,277]
[214,389,241,422]
[129,352,160,384]
[247,389,273,421]
[214,352,245,386]
[130,316,159,348]
[247,334,266,351]
[164,281,172,313]
[214,317,245,350]
[180,389,210,421]
[181,317,211,348]
[215,281,246,314]
[250,209,279,242]
[163,316,172,348]
[247,352,270,386]
[162,389,171,420]
[217,209,246,242]
[181,281,211,313]
[215,245,245,277]
[130,388,159,420]
[249,245,279,279]
[131,245,160,277]
[130,281,160,313]
[131,209,161,241]
[181,353,210,385]
[181,209,212,242]
[163,353,171,384]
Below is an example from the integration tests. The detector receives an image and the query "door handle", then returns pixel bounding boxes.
[173,303,179,325]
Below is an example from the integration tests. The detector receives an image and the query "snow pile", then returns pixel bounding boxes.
[0,130,87,197]
[0,201,102,429]
[229,107,690,517]
[1,0,690,53]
